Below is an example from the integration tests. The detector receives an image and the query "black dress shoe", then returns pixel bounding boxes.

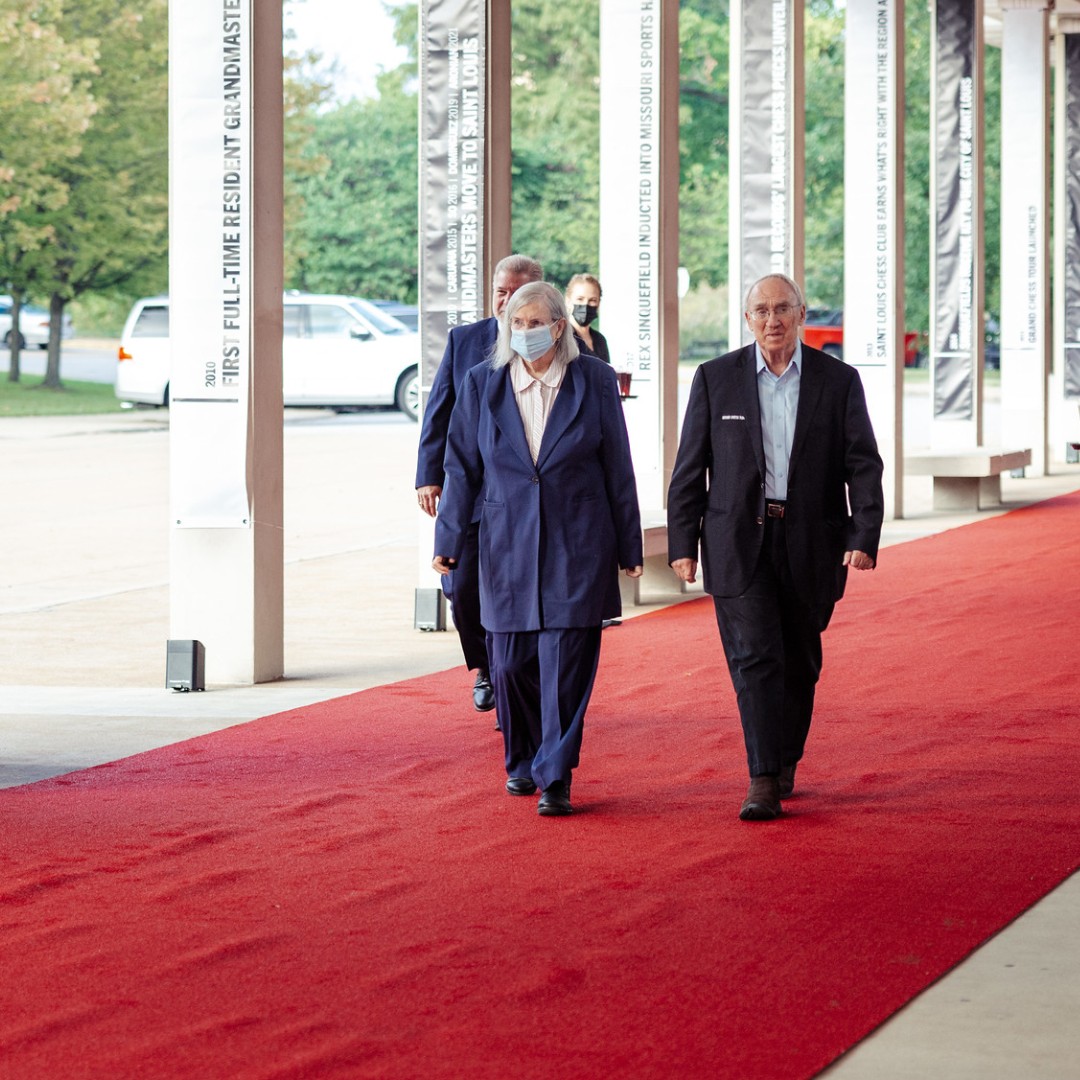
[739,776,782,821]
[778,764,797,798]
[538,779,573,817]
[472,669,495,712]
[505,776,537,796]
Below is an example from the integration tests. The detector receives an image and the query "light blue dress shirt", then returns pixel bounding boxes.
[756,343,802,500]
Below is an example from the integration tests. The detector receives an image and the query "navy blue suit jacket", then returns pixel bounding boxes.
[415,317,499,515]
[667,343,884,612]
[435,356,644,632]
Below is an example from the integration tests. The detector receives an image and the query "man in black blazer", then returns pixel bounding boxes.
[667,274,884,820]
[416,254,543,718]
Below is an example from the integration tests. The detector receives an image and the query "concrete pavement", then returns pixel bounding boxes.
[1,403,1078,1077]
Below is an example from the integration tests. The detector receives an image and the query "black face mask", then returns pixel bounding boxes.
[572,303,599,327]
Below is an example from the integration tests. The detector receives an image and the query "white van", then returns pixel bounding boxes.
[115,293,420,420]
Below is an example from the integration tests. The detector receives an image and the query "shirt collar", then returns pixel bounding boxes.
[511,355,567,393]
[755,341,802,377]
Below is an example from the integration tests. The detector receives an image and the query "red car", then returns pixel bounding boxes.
[801,307,923,367]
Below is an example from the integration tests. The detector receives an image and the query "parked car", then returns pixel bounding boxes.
[801,307,923,367]
[115,294,420,419]
[366,299,419,332]
[0,296,73,349]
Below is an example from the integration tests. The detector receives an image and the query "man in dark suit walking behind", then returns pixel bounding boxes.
[416,254,543,718]
[667,274,884,821]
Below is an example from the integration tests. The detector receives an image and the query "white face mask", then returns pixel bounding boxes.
[510,323,556,362]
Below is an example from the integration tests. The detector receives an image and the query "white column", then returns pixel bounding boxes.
[844,0,905,519]
[928,0,985,450]
[1051,21,1080,461]
[728,0,805,345]
[999,0,1051,474]
[599,0,679,511]
[168,0,284,685]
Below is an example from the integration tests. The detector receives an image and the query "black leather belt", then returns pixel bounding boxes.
[766,501,786,519]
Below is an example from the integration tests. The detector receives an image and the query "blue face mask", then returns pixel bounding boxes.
[510,323,557,362]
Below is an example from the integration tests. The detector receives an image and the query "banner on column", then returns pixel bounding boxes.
[733,0,794,346]
[844,0,899,371]
[932,0,977,421]
[169,0,252,528]
[1064,35,1080,401]
[419,0,486,390]
[599,0,661,490]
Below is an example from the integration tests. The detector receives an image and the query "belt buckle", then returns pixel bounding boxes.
[766,502,785,519]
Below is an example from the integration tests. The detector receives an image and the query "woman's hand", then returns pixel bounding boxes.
[432,555,457,576]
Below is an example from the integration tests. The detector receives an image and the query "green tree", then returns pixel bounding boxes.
[679,0,729,291]
[0,0,96,381]
[283,42,334,283]
[292,69,419,300]
[16,2,169,388]
[802,7,846,308]
[507,0,601,290]
[903,1,932,338]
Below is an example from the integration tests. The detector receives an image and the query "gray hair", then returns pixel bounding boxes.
[493,253,543,284]
[492,281,580,369]
[744,273,805,310]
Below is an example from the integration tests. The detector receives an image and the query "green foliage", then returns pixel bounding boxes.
[982,44,1001,323]
[802,8,846,308]
[904,1,932,337]
[291,70,419,301]
[507,0,602,290]
[284,50,334,283]
[28,4,170,304]
[0,1,97,303]
[678,1,729,289]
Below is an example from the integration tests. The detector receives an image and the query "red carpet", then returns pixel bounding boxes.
[2,493,1080,1079]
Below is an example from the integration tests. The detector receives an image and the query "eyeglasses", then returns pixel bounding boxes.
[747,304,798,323]
[510,317,561,331]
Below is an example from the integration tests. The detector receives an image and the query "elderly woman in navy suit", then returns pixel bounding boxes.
[433,281,643,817]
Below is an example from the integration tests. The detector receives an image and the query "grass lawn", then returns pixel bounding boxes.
[0,374,124,417]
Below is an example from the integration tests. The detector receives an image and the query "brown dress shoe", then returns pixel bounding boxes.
[739,776,782,820]
[778,764,797,799]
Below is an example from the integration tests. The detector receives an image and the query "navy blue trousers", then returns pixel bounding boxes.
[712,517,834,778]
[442,521,489,672]
[487,626,603,791]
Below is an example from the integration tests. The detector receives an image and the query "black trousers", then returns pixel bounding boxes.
[712,516,834,778]
[442,521,489,672]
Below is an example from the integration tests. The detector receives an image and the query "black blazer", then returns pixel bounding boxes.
[666,343,884,612]
[415,316,499,497]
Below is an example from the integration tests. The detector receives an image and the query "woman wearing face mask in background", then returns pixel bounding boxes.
[565,273,611,365]
[433,282,643,817]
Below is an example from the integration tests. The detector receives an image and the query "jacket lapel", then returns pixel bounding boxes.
[487,365,535,470]
[738,344,767,482]
[789,346,824,477]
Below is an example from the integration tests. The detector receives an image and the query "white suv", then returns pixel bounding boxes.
[115,293,420,420]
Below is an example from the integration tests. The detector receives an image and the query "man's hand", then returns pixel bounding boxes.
[670,557,697,584]
[624,565,644,578]
[844,550,876,571]
[432,555,456,576]
[417,485,442,517]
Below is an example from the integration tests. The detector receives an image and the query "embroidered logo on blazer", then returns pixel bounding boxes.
[721,414,746,421]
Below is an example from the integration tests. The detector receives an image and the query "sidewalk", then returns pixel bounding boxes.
[1,408,1078,1077]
